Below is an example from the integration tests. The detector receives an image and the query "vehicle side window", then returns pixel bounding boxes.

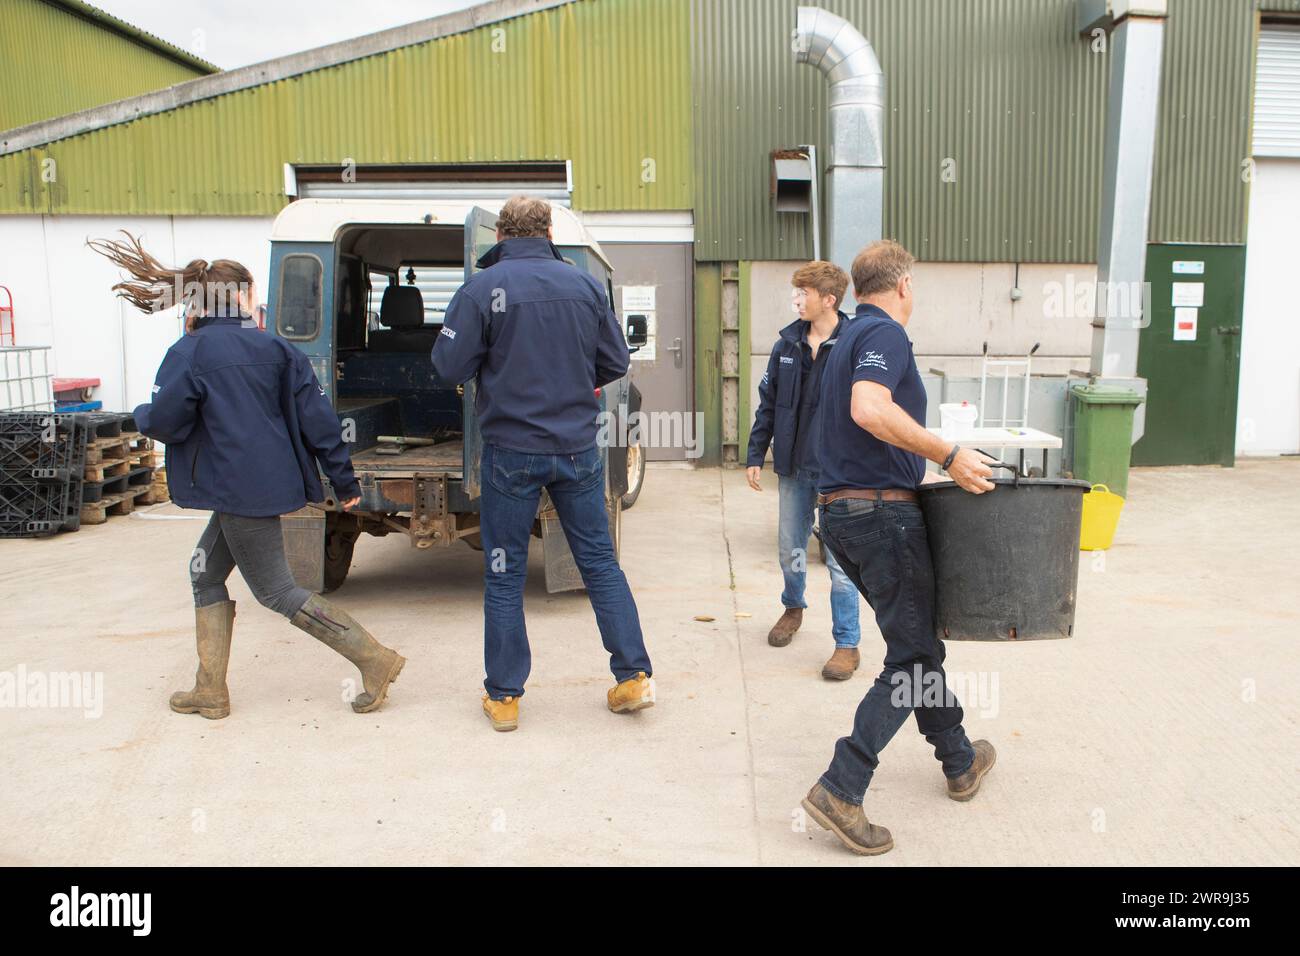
[277,254,323,340]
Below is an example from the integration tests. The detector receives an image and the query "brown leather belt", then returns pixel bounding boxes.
[817,487,919,506]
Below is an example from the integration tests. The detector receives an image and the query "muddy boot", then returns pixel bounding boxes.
[767,607,802,647]
[821,647,860,681]
[801,782,894,856]
[290,594,405,713]
[947,739,997,801]
[170,601,236,719]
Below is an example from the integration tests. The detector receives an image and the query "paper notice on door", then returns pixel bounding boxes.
[1171,282,1204,308]
[1173,307,1198,342]
[621,286,656,312]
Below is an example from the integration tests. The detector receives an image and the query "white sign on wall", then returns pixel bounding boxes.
[1172,282,1205,308]
[621,286,656,312]
[1173,307,1198,342]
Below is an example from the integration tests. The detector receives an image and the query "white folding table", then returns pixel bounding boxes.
[928,426,1062,477]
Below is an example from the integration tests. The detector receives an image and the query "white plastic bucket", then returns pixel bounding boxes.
[939,401,978,440]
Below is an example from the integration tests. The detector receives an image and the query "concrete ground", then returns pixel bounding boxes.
[1,459,1297,866]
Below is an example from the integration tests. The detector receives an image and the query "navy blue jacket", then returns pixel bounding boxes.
[133,314,360,518]
[746,312,851,476]
[430,237,629,454]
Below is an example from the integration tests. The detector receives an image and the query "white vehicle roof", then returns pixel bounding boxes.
[269,198,611,271]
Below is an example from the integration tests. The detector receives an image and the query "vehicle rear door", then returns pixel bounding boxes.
[461,206,499,499]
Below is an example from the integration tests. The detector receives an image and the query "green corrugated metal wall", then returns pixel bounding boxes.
[0,0,691,215]
[1150,0,1254,245]
[0,0,213,131]
[692,0,1265,263]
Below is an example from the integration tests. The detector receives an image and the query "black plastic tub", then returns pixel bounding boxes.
[919,477,1091,641]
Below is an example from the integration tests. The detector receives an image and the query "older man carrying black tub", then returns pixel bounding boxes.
[799,240,999,856]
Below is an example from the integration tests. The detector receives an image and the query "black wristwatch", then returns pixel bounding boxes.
[941,444,961,471]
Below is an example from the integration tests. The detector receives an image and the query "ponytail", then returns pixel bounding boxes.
[87,231,253,333]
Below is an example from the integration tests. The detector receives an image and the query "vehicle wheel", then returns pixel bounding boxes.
[322,530,358,593]
[621,439,646,509]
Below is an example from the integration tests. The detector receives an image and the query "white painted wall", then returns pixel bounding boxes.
[0,215,274,413]
[746,260,1096,431]
[1238,158,1300,456]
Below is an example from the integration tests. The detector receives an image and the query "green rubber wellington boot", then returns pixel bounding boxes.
[170,601,236,719]
[291,594,405,713]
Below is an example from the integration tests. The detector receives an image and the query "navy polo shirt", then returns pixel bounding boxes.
[791,325,832,476]
[816,304,927,493]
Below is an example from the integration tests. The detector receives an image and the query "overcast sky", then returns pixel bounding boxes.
[92,0,483,69]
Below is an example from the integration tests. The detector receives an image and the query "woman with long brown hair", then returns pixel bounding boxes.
[88,232,405,719]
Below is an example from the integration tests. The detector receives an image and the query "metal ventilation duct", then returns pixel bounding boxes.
[794,6,885,302]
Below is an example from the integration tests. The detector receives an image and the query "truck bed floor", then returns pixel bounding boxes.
[350,439,465,475]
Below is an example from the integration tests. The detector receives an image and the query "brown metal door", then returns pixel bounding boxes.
[602,243,693,461]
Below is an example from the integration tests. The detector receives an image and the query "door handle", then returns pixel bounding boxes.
[665,336,683,367]
[1213,327,1240,336]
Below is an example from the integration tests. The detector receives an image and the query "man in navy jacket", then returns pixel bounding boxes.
[432,196,653,732]
[746,261,862,680]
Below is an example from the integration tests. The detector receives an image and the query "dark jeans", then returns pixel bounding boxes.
[479,442,651,700]
[191,511,311,617]
[816,498,976,804]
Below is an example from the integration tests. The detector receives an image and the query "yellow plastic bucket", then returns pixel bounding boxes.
[1079,484,1124,551]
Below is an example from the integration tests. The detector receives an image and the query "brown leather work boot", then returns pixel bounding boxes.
[821,647,860,680]
[947,739,997,801]
[291,595,405,713]
[801,782,894,856]
[482,695,519,732]
[608,672,656,713]
[170,601,236,719]
[767,607,802,647]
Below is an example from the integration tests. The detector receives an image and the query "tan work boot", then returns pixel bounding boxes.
[767,607,802,647]
[482,695,519,732]
[821,647,860,680]
[801,782,894,856]
[947,739,997,801]
[290,594,405,713]
[170,601,236,719]
[608,672,655,713]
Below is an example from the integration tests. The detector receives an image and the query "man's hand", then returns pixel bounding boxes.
[341,496,361,511]
[745,466,763,492]
[946,448,996,494]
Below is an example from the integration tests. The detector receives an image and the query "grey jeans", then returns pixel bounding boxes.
[191,512,312,618]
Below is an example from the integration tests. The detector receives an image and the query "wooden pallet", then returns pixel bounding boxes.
[84,431,151,460]
[85,437,128,465]
[129,448,162,468]
[137,480,170,505]
[79,485,151,525]
[84,458,131,482]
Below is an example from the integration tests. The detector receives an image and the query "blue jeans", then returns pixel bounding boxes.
[816,498,976,804]
[778,473,861,648]
[479,442,651,700]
